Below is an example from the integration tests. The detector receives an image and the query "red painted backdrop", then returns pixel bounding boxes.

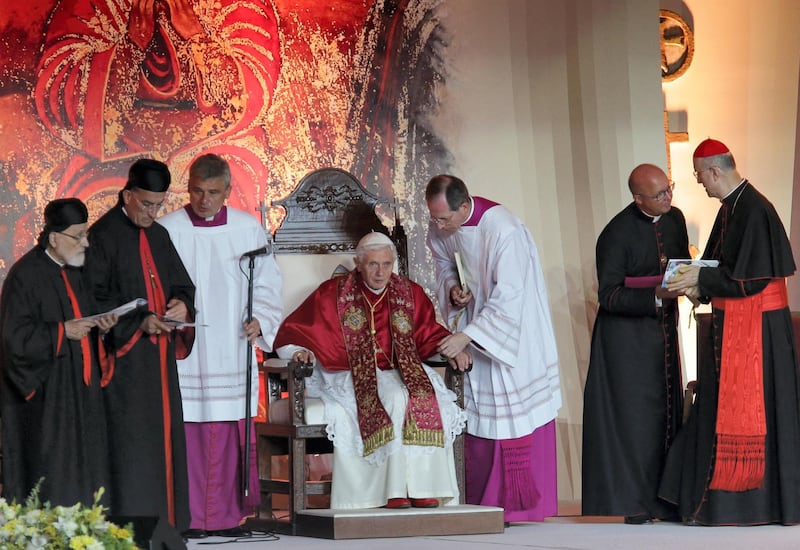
[0,0,450,278]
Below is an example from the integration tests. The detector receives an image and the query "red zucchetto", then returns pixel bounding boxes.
[693,138,730,158]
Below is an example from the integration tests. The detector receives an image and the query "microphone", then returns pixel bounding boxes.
[240,245,271,259]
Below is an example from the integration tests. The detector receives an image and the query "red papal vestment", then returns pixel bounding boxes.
[274,272,466,509]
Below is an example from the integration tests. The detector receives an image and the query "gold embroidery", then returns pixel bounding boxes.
[363,425,395,457]
[391,309,412,335]
[343,305,366,332]
[402,416,445,447]
[337,272,445,455]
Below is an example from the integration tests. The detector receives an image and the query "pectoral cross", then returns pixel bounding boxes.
[146,262,158,292]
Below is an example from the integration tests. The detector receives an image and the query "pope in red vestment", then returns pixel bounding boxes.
[274,232,469,509]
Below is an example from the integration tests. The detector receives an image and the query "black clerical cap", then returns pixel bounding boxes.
[38,198,88,248]
[44,198,88,231]
[124,158,171,192]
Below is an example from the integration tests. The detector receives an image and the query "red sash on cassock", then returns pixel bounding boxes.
[710,278,787,491]
[107,230,178,526]
[336,271,444,456]
[60,269,94,386]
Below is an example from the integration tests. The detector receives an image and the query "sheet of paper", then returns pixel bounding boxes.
[661,259,719,287]
[81,298,147,321]
[454,251,469,293]
[160,318,207,329]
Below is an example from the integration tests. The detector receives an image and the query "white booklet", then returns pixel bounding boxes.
[454,251,469,293]
[80,298,147,321]
[661,259,719,287]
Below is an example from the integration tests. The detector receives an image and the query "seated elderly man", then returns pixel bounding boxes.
[274,232,469,509]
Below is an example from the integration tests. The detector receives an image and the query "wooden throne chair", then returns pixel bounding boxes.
[245,168,503,539]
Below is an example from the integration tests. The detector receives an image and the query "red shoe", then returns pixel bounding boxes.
[410,498,439,508]
[384,498,411,509]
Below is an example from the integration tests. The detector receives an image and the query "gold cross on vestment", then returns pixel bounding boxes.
[147,263,158,291]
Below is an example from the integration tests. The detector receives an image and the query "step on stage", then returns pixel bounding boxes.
[246,504,505,539]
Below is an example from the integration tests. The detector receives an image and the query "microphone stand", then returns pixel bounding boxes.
[242,254,256,501]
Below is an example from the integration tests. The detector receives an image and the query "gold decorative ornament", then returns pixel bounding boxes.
[660,9,694,81]
[391,309,412,335]
[344,305,367,332]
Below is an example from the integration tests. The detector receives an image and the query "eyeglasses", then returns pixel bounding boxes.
[636,182,675,201]
[430,202,469,226]
[57,231,88,243]
[693,167,713,179]
[430,211,457,226]
[129,192,164,213]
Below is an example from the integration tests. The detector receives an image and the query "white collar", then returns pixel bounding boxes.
[721,178,747,201]
[45,249,65,267]
[636,207,661,223]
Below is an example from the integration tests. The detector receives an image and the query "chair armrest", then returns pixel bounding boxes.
[424,353,473,373]
[260,357,315,424]
[444,368,465,409]
[262,357,289,372]
[291,359,315,380]
[424,354,466,409]
[423,353,449,369]
[262,357,315,379]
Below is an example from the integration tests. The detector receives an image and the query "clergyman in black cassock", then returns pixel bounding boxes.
[0,199,114,507]
[85,159,195,532]
[582,164,687,523]
[660,138,800,525]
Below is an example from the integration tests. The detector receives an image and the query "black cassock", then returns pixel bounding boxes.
[659,181,800,525]
[0,247,109,506]
[582,203,688,519]
[85,205,195,531]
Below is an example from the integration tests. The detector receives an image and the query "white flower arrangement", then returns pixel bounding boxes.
[0,484,136,549]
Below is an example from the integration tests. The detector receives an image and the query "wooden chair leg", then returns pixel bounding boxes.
[290,438,307,525]
[453,434,465,503]
[444,366,467,503]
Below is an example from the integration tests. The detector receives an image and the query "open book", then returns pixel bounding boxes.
[661,259,719,287]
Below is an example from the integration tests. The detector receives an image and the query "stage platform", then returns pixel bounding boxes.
[246,504,505,539]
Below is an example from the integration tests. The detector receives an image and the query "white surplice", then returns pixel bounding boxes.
[427,201,561,440]
[160,207,283,422]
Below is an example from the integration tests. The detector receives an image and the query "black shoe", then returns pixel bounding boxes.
[209,526,252,537]
[182,528,208,539]
[624,514,654,525]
